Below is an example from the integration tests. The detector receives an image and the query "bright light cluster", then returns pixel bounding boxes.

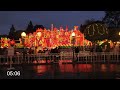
[22,27,92,49]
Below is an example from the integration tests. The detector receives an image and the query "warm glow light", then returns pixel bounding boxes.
[17,27,92,49]
[0,26,94,49]
[21,32,26,38]
[71,32,75,37]
[37,32,41,37]
[119,32,120,36]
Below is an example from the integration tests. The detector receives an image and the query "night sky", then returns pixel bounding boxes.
[0,11,105,35]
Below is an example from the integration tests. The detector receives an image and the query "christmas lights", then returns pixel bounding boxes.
[85,23,108,36]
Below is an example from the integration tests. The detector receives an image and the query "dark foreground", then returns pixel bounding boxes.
[1,62,120,79]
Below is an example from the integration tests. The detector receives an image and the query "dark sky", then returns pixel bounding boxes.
[0,11,105,35]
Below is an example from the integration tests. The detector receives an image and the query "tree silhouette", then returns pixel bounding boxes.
[79,24,84,33]
[8,24,16,39]
[102,11,120,41]
[14,30,25,40]
[108,28,120,42]
[83,22,108,42]
[80,19,108,42]
[84,18,95,25]
[103,11,120,28]
[26,21,45,33]
[33,25,45,31]
[80,19,104,33]
[26,21,34,34]
[80,19,96,33]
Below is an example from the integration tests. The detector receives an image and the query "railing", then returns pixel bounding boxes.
[0,52,120,65]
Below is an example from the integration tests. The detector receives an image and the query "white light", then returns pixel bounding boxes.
[72,32,75,37]
[21,32,26,37]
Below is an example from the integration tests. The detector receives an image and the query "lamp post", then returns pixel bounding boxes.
[71,32,75,63]
[21,32,26,63]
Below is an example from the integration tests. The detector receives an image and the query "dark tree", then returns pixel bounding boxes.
[0,34,8,38]
[80,19,104,33]
[103,11,120,28]
[80,18,108,42]
[108,28,120,42]
[80,24,85,33]
[33,25,45,31]
[84,18,95,25]
[26,21,34,34]
[14,30,25,40]
[83,22,108,42]
[8,25,16,39]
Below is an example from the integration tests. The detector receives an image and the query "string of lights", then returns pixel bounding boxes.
[85,23,108,36]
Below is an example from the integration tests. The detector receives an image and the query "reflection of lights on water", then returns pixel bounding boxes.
[33,60,46,64]
[60,64,92,73]
[60,64,74,73]
[32,62,118,77]
[115,65,120,72]
[101,64,107,72]
[36,65,48,74]
[55,63,92,73]
[110,64,115,72]
[101,64,116,72]
[79,64,92,72]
